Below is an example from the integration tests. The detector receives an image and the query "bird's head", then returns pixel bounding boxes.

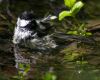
[16,11,37,28]
[15,11,57,37]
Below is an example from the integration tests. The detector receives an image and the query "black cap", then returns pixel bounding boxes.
[19,11,36,20]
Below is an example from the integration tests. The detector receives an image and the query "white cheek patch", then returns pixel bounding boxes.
[17,18,30,27]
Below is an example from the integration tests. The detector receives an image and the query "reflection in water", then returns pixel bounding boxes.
[0,39,100,80]
[12,41,100,80]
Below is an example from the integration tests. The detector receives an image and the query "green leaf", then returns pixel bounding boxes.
[43,72,56,80]
[71,1,84,16]
[59,11,72,21]
[67,31,78,35]
[64,0,76,8]
[86,32,92,36]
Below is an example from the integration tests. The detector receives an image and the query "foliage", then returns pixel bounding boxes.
[58,0,92,36]
[59,11,72,21]
[64,0,76,8]
[67,24,92,36]
[59,0,84,20]
[71,1,84,16]
[13,63,30,80]
[43,71,57,80]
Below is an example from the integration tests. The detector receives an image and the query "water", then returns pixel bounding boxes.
[0,0,100,80]
[0,38,100,80]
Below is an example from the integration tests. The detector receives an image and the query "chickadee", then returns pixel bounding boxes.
[13,11,57,50]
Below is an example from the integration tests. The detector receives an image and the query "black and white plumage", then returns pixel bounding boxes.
[13,11,57,50]
[13,11,94,69]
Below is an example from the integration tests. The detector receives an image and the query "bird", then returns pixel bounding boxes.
[13,11,58,52]
[13,11,94,70]
[13,11,94,51]
[12,11,59,69]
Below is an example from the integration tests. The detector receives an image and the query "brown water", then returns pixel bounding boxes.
[0,38,100,80]
[0,0,100,80]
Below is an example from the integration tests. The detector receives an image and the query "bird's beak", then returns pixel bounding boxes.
[41,15,57,22]
[49,16,57,20]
